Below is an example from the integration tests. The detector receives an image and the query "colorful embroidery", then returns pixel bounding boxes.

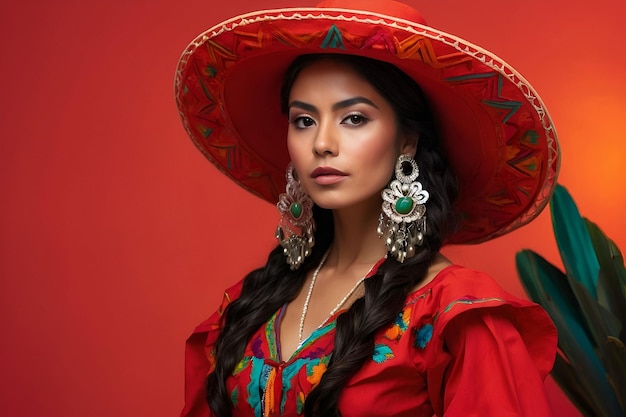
[239,307,339,415]
[251,336,264,358]
[405,288,431,306]
[281,359,309,414]
[233,356,251,375]
[296,391,305,415]
[321,24,345,49]
[414,324,433,349]
[442,296,505,314]
[231,386,239,407]
[246,357,267,417]
[218,290,233,316]
[361,28,396,53]
[372,344,395,363]
[264,367,276,416]
[207,348,216,371]
[265,309,281,360]
[295,322,337,355]
[385,307,411,341]
[306,355,330,388]
[446,73,522,124]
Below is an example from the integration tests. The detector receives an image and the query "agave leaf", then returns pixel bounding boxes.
[568,279,621,351]
[550,184,599,299]
[516,250,623,416]
[517,250,583,324]
[568,281,625,415]
[608,239,626,294]
[516,249,593,345]
[586,219,626,334]
[551,353,597,417]
[602,336,626,411]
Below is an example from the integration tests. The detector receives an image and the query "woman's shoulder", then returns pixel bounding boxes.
[404,264,556,345]
[410,264,531,309]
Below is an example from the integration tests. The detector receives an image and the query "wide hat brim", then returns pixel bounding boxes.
[174,2,560,244]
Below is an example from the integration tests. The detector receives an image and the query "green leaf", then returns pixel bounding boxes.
[550,184,599,299]
[602,336,626,411]
[585,219,626,337]
[516,250,623,416]
[551,353,598,417]
[516,250,592,343]
[568,279,621,350]
[584,220,626,411]
[517,183,626,416]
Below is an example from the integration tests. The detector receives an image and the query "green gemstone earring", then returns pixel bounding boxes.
[378,154,430,263]
[276,162,315,270]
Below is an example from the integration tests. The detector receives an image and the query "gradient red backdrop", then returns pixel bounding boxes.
[1,0,624,416]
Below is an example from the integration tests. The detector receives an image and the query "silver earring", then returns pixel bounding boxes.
[276,162,315,270]
[378,154,429,263]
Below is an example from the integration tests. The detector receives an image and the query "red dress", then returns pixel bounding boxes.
[181,264,557,416]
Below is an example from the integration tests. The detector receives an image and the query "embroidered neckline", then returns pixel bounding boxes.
[266,263,461,363]
[270,304,338,363]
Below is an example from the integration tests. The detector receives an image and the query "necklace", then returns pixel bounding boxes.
[298,250,373,344]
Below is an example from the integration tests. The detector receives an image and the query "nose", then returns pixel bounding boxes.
[313,121,338,156]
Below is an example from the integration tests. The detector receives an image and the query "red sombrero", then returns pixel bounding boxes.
[174,0,560,244]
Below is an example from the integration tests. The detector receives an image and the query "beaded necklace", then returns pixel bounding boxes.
[298,250,379,344]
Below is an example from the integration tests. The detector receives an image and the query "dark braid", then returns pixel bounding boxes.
[207,54,458,417]
[206,207,333,417]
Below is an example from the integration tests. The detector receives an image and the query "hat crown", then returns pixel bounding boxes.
[316,0,428,25]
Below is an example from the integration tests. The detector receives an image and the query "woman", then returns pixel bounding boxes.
[175,1,560,416]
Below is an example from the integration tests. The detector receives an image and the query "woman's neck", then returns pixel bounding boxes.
[326,198,387,272]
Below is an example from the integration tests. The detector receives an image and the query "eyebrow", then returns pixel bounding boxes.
[288,96,380,113]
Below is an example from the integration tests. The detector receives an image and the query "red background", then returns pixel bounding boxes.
[1,0,624,416]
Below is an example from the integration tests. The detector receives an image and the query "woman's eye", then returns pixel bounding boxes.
[342,114,368,126]
[291,116,316,129]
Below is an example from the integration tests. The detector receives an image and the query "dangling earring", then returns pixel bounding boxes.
[275,162,315,270]
[378,154,429,263]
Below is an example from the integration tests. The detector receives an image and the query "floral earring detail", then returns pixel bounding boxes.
[276,162,315,270]
[378,154,429,263]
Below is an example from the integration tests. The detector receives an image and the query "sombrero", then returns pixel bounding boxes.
[174,0,560,244]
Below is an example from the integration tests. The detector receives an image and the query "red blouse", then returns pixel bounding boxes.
[181,265,557,416]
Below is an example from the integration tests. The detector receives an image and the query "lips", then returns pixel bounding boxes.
[311,167,347,178]
[311,166,348,185]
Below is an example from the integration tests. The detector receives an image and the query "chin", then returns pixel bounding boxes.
[311,195,383,213]
[309,199,345,211]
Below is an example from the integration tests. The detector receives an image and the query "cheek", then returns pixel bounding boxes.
[287,132,302,161]
[351,129,399,173]
[287,134,308,177]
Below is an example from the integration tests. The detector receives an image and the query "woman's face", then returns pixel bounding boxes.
[287,58,416,211]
